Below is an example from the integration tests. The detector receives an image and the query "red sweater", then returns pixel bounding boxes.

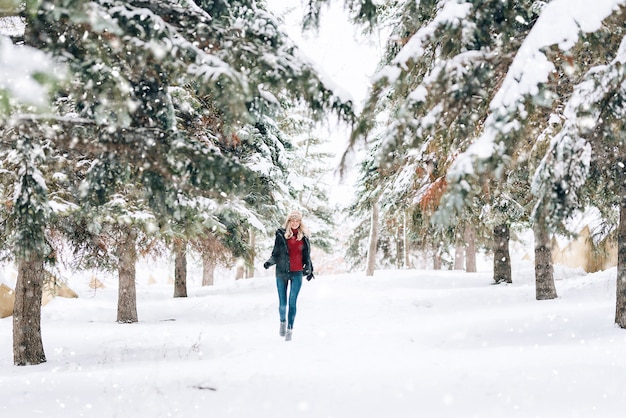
[287,229,304,272]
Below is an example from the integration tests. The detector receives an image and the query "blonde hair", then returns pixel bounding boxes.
[284,210,309,241]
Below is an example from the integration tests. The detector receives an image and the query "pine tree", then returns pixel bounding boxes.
[347,0,538,274]
[533,19,626,321]
[4,125,50,365]
[278,105,338,252]
[444,1,624,218]
[443,2,625,300]
[345,144,385,272]
[1,11,64,364]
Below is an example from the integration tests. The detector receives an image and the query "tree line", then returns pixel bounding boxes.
[344,0,626,328]
[2,0,626,366]
[0,0,372,366]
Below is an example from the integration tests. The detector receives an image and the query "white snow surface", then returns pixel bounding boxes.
[2,259,626,417]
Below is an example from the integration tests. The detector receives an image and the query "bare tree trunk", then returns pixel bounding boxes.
[433,252,442,270]
[235,259,245,280]
[396,218,404,269]
[202,252,216,286]
[615,192,626,327]
[534,217,557,300]
[13,255,46,366]
[432,241,442,270]
[403,211,410,268]
[454,238,465,270]
[465,223,477,273]
[117,227,138,323]
[246,228,256,278]
[493,224,512,284]
[366,202,379,276]
[173,240,188,297]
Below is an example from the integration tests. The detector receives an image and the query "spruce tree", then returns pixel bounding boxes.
[347,0,538,274]
[444,2,624,299]
[278,105,338,252]
[533,20,626,322]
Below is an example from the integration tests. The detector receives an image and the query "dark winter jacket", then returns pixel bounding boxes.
[264,228,313,277]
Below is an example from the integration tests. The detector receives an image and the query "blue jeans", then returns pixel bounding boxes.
[276,271,303,329]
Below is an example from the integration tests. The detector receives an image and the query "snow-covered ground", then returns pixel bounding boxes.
[2,260,626,418]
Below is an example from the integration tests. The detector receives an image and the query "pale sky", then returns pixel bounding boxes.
[266,0,383,109]
[265,1,385,206]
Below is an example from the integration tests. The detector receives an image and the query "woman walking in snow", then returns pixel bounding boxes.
[263,210,314,341]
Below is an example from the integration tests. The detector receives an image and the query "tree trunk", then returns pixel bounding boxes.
[13,255,46,366]
[493,224,512,284]
[173,240,188,298]
[235,259,245,280]
[465,223,477,273]
[534,218,557,300]
[202,252,216,286]
[454,239,465,270]
[117,227,138,323]
[403,211,410,268]
[433,252,442,270]
[365,201,379,276]
[615,192,626,327]
[432,241,442,270]
[246,228,256,278]
[396,218,404,269]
